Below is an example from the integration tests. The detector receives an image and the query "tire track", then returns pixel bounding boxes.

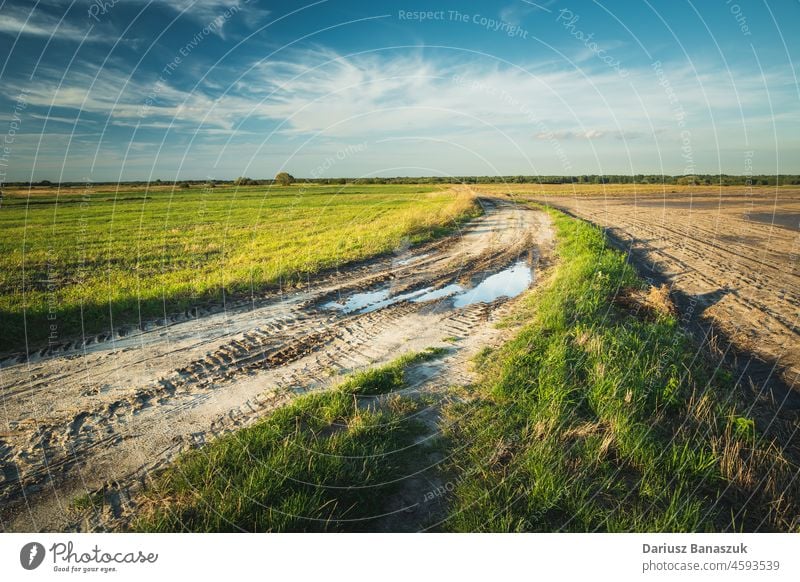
[538,192,800,390]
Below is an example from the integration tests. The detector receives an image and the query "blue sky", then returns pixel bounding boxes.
[0,0,798,181]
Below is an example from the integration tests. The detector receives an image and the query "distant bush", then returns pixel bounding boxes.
[275,172,295,186]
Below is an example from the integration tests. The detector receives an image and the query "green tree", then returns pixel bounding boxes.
[275,172,295,186]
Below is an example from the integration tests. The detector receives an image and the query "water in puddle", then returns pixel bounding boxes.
[360,287,432,313]
[452,261,532,308]
[324,286,434,314]
[324,288,390,313]
[324,261,532,314]
[411,284,463,303]
[744,212,800,232]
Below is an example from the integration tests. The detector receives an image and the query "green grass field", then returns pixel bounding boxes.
[0,184,478,352]
[440,207,799,532]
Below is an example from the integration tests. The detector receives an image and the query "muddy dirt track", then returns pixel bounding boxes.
[525,189,800,402]
[0,199,554,531]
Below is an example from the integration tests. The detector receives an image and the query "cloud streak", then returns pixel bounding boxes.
[0,5,102,41]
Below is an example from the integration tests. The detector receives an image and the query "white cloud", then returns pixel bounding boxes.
[159,0,267,25]
[30,113,92,125]
[535,128,666,140]
[2,1,265,42]
[14,47,796,143]
[536,129,607,139]
[499,0,555,25]
[227,48,783,144]
[147,0,269,38]
[0,6,102,40]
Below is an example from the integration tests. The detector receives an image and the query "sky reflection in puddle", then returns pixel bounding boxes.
[324,261,532,314]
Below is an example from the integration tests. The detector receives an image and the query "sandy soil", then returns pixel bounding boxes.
[522,188,800,402]
[0,199,554,532]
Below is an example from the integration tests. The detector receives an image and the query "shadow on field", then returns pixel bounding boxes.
[0,293,221,358]
[621,241,798,411]
[547,206,800,413]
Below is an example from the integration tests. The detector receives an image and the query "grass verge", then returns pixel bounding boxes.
[441,207,799,532]
[132,348,444,532]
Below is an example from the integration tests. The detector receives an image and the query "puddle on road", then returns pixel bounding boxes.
[452,261,533,308]
[324,288,391,313]
[360,287,432,313]
[412,284,463,303]
[324,261,533,314]
[324,287,432,314]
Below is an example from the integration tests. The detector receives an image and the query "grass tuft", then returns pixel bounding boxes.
[70,491,104,512]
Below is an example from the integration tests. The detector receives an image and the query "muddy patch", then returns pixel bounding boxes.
[324,288,393,313]
[323,260,534,315]
[453,261,533,308]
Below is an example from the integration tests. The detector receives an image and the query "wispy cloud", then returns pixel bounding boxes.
[30,112,93,125]
[535,128,666,140]
[231,48,786,142]
[0,5,98,40]
[1,1,266,42]
[150,0,270,38]
[10,46,795,141]
[536,129,607,139]
[160,0,268,26]
[500,0,555,25]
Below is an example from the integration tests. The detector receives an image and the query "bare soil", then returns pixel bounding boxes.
[522,188,800,404]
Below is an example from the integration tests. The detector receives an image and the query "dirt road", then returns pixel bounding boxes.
[0,199,553,531]
[526,189,800,401]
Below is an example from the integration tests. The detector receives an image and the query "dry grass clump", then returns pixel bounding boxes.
[614,283,677,319]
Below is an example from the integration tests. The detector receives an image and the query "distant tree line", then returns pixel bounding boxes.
[12,174,800,188]
[307,174,800,186]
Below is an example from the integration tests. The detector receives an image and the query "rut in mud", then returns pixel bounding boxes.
[0,199,554,532]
